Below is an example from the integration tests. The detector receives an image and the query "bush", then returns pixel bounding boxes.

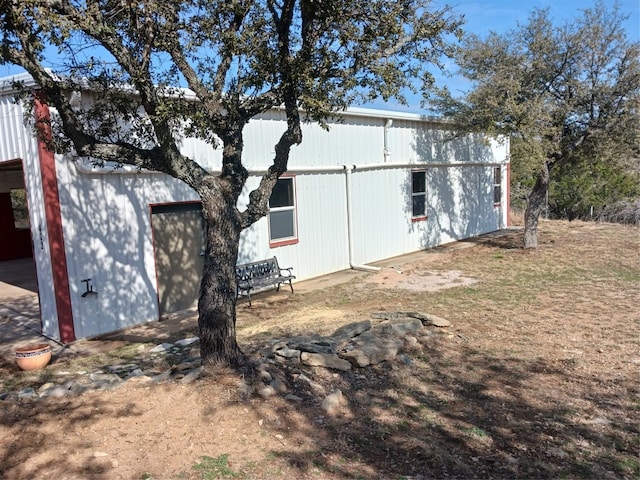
[595,201,640,225]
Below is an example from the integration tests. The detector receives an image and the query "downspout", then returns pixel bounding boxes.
[383,119,393,163]
[344,165,381,273]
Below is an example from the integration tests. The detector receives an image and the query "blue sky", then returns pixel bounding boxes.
[373,0,640,112]
[2,0,638,114]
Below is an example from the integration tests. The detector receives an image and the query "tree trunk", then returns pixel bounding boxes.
[198,188,243,367]
[523,161,550,249]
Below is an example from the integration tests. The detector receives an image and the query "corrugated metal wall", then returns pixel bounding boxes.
[54,159,200,338]
[0,95,61,339]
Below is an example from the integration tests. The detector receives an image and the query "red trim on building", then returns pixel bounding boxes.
[269,238,299,248]
[34,94,76,343]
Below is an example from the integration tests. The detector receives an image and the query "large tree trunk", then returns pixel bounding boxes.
[197,187,243,367]
[523,161,551,249]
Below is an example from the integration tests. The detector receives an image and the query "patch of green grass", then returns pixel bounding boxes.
[614,455,640,476]
[396,419,411,431]
[461,426,489,438]
[192,454,239,479]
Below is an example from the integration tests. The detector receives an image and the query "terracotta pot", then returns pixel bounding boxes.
[15,343,52,371]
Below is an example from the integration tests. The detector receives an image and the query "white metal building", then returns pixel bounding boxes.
[0,74,510,343]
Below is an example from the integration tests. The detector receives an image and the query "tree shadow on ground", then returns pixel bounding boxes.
[239,328,638,479]
[0,395,145,478]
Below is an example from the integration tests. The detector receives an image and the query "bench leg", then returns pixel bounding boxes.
[288,279,294,293]
[238,288,252,307]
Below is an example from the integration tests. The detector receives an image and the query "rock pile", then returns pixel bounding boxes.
[0,311,451,405]
[256,311,450,370]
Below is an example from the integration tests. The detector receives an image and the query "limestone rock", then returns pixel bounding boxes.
[422,313,451,327]
[274,345,301,360]
[321,389,344,415]
[372,318,423,336]
[300,352,351,371]
[175,337,199,347]
[330,320,372,346]
[149,343,173,353]
[291,341,336,354]
[270,378,288,394]
[257,385,277,399]
[179,367,203,384]
[341,331,403,367]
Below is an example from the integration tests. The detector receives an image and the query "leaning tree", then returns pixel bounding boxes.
[428,1,640,248]
[0,0,463,366]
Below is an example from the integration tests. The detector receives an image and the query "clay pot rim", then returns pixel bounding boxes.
[15,343,51,355]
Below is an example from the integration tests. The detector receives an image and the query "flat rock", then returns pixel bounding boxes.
[179,367,203,384]
[422,313,451,327]
[175,337,199,347]
[149,343,174,353]
[291,341,336,354]
[39,386,71,398]
[330,320,372,343]
[274,346,301,359]
[341,332,403,367]
[372,318,423,335]
[300,352,351,371]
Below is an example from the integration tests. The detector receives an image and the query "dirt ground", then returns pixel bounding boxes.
[0,219,638,479]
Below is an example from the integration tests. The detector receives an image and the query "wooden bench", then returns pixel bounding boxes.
[235,256,295,306]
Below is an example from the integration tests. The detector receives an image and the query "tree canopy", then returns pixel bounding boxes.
[0,0,463,365]
[428,1,640,247]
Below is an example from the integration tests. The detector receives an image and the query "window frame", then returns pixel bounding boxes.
[268,175,299,247]
[493,166,502,206]
[411,169,428,222]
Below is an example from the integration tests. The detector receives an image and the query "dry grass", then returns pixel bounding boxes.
[1,219,638,480]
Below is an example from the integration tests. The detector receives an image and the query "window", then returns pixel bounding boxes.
[493,167,502,205]
[411,170,427,220]
[269,176,298,246]
[10,189,29,229]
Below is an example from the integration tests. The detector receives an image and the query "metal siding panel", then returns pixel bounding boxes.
[239,172,350,281]
[56,157,201,338]
[350,168,421,263]
[290,172,350,278]
[0,94,62,338]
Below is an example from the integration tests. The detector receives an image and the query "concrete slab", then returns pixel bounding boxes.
[0,257,38,293]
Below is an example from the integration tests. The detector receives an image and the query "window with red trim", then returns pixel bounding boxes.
[411,170,427,220]
[268,177,298,246]
[493,166,502,205]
